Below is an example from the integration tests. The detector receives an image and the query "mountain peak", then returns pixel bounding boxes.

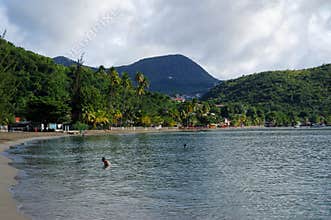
[115,54,218,95]
[53,54,219,96]
[53,56,77,66]
[133,54,199,66]
[136,54,189,61]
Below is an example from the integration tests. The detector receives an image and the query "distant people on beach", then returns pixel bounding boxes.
[102,157,111,168]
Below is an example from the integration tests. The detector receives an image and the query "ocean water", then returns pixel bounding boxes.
[7,128,331,220]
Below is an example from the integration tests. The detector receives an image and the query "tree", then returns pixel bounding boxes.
[93,109,109,128]
[326,115,331,125]
[71,54,86,122]
[141,115,151,127]
[0,62,16,124]
[135,72,149,96]
[112,109,122,126]
[0,29,6,39]
[26,98,71,124]
[119,72,133,126]
[97,65,106,74]
[152,115,164,126]
[109,67,121,93]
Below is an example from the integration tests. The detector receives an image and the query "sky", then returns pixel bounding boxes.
[0,0,330,80]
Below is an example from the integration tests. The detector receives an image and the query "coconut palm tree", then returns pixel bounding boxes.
[135,72,149,96]
[120,72,133,126]
[97,65,106,74]
[93,110,109,128]
[109,67,121,95]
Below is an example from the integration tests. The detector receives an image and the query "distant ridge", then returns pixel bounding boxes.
[202,64,331,119]
[53,54,219,96]
[53,56,77,67]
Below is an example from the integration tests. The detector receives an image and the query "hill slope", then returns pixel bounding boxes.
[53,54,219,96]
[115,55,218,95]
[0,38,185,126]
[0,38,72,123]
[203,65,331,119]
[53,56,77,67]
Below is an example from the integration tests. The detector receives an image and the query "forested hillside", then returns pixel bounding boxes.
[53,54,219,96]
[1,37,330,128]
[115,54,219,95]
[0,39,215,128]
[0,39,71,124]
[203,65,331,126]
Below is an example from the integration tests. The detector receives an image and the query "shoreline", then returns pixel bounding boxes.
[0,127,179,220]
[0,132,73,220]
[1,126,328,219]
[0,132,76,220]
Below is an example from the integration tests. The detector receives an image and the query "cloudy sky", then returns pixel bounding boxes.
[0,0,330,79]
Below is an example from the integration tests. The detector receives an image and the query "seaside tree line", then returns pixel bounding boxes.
[0,38,219,128]
[203,64,331,126]
[1,38,331,128]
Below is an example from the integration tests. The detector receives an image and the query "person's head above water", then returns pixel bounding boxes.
[102,157,111,168]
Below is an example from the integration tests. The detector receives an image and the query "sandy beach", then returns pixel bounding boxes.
[0,128,179,220]
[0,132,73,220]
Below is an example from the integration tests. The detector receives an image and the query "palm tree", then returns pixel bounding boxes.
[135,72,144,85]
[82,107,109,128]
[134,72,149,123]
[120,72,132,126]
[94,110,109,128]
[72,53,85,122]
[109,67,121,94]
[121,72,132,89]
[107,67,121,112]
[112,110,123,126]
[97,65,106,74]
[82,106,95,126]
[135,72,149,96]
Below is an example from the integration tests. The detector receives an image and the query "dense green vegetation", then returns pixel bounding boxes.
[203,66,331,126]
[1,38,330,128]
[0,38,215,128]
[54,54,219,96]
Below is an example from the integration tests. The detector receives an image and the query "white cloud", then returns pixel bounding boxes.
[0,0,330,79]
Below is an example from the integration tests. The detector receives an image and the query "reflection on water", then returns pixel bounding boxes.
[8,128,331,220]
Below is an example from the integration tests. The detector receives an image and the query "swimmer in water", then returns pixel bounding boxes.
[102,157,111,168]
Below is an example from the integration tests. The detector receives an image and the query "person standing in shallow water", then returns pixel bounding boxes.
[102,157,111,168]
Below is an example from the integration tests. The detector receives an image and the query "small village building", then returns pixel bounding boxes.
[172,97,186,102]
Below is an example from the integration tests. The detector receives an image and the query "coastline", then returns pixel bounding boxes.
[1,126,323,219]
[0,132,73,220]
[0,128,179,220]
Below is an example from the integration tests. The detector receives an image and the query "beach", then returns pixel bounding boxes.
[0,132,72,220]
[0,128,179,220]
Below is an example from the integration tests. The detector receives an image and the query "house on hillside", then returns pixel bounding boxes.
[172,96,186,103]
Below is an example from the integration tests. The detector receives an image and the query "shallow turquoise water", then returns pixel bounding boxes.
[7,128,331,219]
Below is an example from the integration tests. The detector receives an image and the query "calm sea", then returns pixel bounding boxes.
[6,128,331,220]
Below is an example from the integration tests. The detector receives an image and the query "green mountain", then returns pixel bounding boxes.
[114,54,219,96]
[2,37,330,127]
[203,65,331,125]
[0,38,182,127]
[53,54,219,96]
[53,56,77,67]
